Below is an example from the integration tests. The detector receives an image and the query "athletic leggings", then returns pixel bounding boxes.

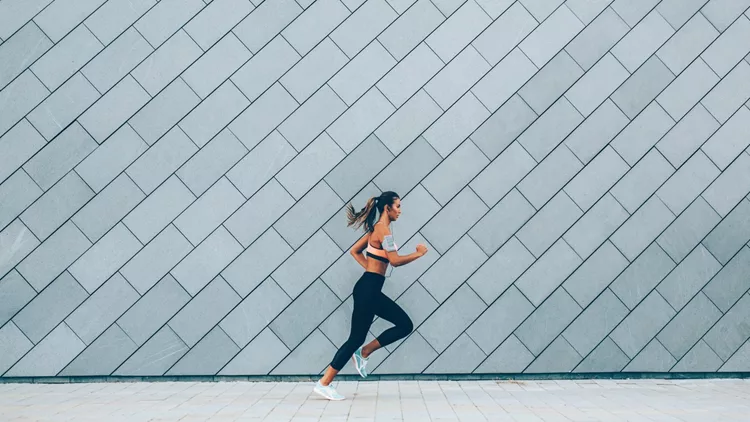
[330,271,413,370]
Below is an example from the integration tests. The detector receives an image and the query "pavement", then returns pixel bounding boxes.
[1,379,749,421]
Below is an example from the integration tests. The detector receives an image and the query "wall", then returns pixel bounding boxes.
[2,0,750,378]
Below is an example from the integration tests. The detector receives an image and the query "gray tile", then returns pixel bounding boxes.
[565,100,629,164]
[612,290,676,358]
[174,178,245,245]
[611,149,675,214]
[232,0,301,54]
[30,25,102,91]
[422,137,489,206]
[426,0,491,62]
[0,22,52,90]
[224,179,295,248]
[126,127,198,194]
[701,153,750,217]
[563,241,629,309]
[470,142,536,207]
[330,41,396,107]
[472,48,537,112]
[69,223,143,293]
[169,276,240,347]
[326,134,394,202]
[611,0,659,27]
[420,284,486,353]
[283,0,350,56]
[274,182,343,249]
[0,270,35,328]
[5,323,85,377]
[20,172,94,241]
[377,43,444,109]
[226,131,296,199]
[167,326,239,375]
[183,0,254,51]
[701,0,750,32]
[1,220,39,283]
[66,273,139,344]
[520,0,563,21]
[27,74,99,142]
[81,27,153,93]
[520,5,584,68]
[272,328,337,375]
[701,106,750,170]
[703,198,750,264]
[611,196,676,261]
[517,191,583,258]
[220,278,290,347]
[377,0,444,61]
[672,339,723,372]
[426,333,486,373]
[468,287,535,354]
[272,230,342,299]
[0,170,41,233]
[612,103,675,167]
[131,30,202,96]
[657,197,721,263]
[15,222,88,292]
[280,38,348,104]
[72,174,145,243]
[170,227,243,296]
[120,225,192,296]
[657,58,719,121]
[231,37,300,103]
[721,338,750,372]
[372,332,437,374]
[220,328,289,375]
[331,0,396,58]
[472,2,537,66]
[519,145,583,210]
[701,15,750,77]
[565,7,630,71]
[0,71,49,138]
[563,289,629,356]
[24,123,96,191]
[519,51,583,115]
[625,338,677,372]
[565,147,628,212]
[566,53,630,117]
[470,95,537,160]
[130,79,201,146]
[117,274,190,346]
[467,236,534,305]
[656,104,719,168]
[702,61,750,124]
[704,293,750,361]
[12,271,87,344]
[612,9,674,72]
[375,91,441,156]
[657,151,720,215]
[658,292,722,360]
[419,235,487,303]
[611,243,675,311]
[85,0,157,46]
[516,239,582,306]
[278,86,347,152]
[114,326,188,376]
[425,46,490,111]
[0,322,33,375]
[574,337,630,373]
[60,324,137,376]
[0,0,53,40]
[516,288,582,355]
[564,193,629,260]
[326,89,395,154]
[612,56,675,120]
[75,124,148,193]
[178,82,249,149]
[222,230,293,298]
[177,129,247,196]
[78,76,151,144]
[657,0,709,29]
[657,13,718,74]
[134,0,204,47]
[271,279,340,349]
[469,189,534,256]
[0,120,46,184]
[475,334,534,373]
[517,97,583,162]
[374,136,441,198]
[703,246,750,313]
[524,336,581,373]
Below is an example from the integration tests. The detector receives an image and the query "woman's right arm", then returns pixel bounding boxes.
[373,226,428,267]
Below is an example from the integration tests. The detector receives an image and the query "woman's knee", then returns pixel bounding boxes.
[401,317,414,335]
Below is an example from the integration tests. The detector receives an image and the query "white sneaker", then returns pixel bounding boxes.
[313,381,345,401]
[352,347,369,378]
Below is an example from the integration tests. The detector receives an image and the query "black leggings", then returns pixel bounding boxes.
[330,271,413,370]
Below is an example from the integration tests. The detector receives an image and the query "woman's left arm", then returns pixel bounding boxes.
[350,232,369,269]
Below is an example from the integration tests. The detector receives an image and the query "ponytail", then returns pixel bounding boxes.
[346,191,400,233]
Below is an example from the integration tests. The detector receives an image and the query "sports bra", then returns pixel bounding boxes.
[366,223,397,264]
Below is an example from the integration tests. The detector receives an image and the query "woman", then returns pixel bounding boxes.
[313,191,428,400]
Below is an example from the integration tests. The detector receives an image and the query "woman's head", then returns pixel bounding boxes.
[346,191,401,232]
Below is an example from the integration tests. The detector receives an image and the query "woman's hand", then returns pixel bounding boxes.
[416,244,428,256]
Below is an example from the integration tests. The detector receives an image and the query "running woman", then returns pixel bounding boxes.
[313,191,428,401]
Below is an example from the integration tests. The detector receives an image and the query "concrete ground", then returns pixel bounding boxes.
[1,379,748,421]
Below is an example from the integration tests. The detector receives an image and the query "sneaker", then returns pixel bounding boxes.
[313,381,345,401]
[352,346,369,378]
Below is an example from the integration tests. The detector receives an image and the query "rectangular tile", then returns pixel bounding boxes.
[473,2,537,66]
[232,36,300,102]
[472,48,537,112]
[657,58,719,121]
[469,189,535,257]
[27,74,99,142]
[30,25,103,91]
[658,292,722,360]
[274,182,343,249]
[280,38,348,103]
[657,197,721,263]
[515,288,582,355]
[611,196,675,261]
[78,76,150,144]
[85,0,157,46]
[519,144,583,210]
[467,286,534,355]
[330,0,396,58]
[113,326,188,375]
[611,149,675,214]
[134,0,204,47]
[564,193,629,260]
[326,89,395,154]
[278,85,347,152]
[183,0,254,50]
[515,238,582,306]
[517,191,583,258]
[656,244,722,311]
[703,293,750,361]
[563,289,629,356]
[325,134,394,201]
[657,13,718,74]
[272,230,342,299]
[426,0,491,62]
[59,324,137,376]
[0,120,46,185]
[71,173,145,243]
[329,41,396,106]
[69,224,142,293]
[425,46,490,111]
[232,0,301,54]
[177,130,247,196]
[374,91,441,155]
[519,51,583,115]
[611,9,674,72]
[470,94,537,160]
[701,106,750,170]
[519,5,584,68]
[81,27,153,93]
[0,0,53,40]
[374,136,442,196]
[565,7,629,70]
[701,61,750,124]
[5,323,85,377]
[182,34,252,99]
[223,179,295,248]
[656,104,719,168]
[0,171,42,233]
[168,276,240,347]
[422,187,488,255]
[377,43,444,108]
[282,0,350,56]
[117,274,190,345]
[20,172,94,241]
[377,0,444,60]
[565,53,630,117]
[701,15,750,77]
[517,97,583,162]
[220,278,290,347]
[75,125,148,193]
[419,235,487,303]
[702,198,750,265]
[563,241,629,308]
[122,176,195,244]
[270,279,340,349]
[170,227,243,296]
[610,290,676,358]
[565,99,629,164]
[703,246,750,312]
[611,55,675,120]
[656,150,719,215]
[66,273,139,344]
[131,30,202,96]
[276,132,345,200]
[15,222,88,292]
[470,142,536,207]
[701,153,750,217]
[467,236,534,305]
[0,71,49,136]
[419,284,486,353]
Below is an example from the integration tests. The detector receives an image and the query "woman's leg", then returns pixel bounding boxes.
[360,292,413,358]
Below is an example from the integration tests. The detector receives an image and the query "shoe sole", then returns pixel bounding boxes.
[313,388,345,401]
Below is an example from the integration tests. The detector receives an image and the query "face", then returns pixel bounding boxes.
[386,198,402,221]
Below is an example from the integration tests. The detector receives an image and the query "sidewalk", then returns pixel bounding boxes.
[1,379,748,421]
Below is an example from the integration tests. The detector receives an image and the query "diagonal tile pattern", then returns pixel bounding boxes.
[1,0,750,377]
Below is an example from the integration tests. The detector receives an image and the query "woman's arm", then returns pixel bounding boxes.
[372,225,427,267]
[350,232,370,269]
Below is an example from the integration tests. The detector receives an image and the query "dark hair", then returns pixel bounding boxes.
[346,191,400,233]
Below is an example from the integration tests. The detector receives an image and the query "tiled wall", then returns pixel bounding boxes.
[2,0,750,378]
